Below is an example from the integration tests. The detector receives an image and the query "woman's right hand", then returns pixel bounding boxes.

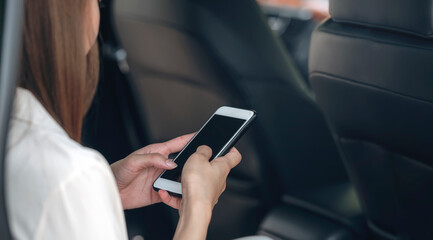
[159,145,242,240]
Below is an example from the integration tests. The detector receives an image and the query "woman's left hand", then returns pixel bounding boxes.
[110,133,194,210]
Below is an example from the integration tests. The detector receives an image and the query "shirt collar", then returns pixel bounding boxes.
[12,87,69,136]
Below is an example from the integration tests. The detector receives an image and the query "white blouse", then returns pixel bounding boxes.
[5,88,128,240]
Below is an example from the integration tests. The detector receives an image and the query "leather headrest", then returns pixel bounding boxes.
[329,0,433,38]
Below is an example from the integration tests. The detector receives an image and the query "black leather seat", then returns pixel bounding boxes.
[113,0,362,238]
[309,0,433,239]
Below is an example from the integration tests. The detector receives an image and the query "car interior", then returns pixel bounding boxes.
[1,0,433,239]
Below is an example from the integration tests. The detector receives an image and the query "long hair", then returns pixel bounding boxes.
[19,0,100,142]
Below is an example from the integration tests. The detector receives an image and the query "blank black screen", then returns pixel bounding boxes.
[162,115,246,182]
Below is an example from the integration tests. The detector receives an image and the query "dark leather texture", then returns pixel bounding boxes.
[329,0,433,38]
[310,18,433,239]
[114,0,360,238]
[310,19,433,162]
[340,140,433,239]
[114,0,350,195]
[258,204,357,240]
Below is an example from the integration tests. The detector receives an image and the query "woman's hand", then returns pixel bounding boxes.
[110,133,193,210]
[159,146,242,240]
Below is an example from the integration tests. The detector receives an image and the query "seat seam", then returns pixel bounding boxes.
[281,195,363,235]
[339,138,433,171]
[316,20,433,52]
[331,17,433,38]
[309,71,433,105]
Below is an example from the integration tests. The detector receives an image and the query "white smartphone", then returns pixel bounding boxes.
[153,106,256,196]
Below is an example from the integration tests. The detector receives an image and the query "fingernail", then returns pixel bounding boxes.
[166,160,177,168]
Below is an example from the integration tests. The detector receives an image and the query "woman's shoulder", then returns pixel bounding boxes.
[6,114,120,239]
[5,87,124,239]
[6,88,113,203]
[7,87,111,182]
[7,119,110,187]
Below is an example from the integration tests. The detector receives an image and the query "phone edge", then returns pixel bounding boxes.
[152,108,257,196]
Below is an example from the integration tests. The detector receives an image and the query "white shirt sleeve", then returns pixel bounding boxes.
[33,163,128,240]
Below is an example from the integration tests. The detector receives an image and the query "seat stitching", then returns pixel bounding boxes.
[309,71,433,105]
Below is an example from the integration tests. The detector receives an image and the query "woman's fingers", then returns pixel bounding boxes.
[156,145,239,211]
[161,133,195,156]
[158,190,181,209]
[134,133,195,156]
[194,145,212,160]
[211,148,242,173]
[127,153,177,171]
[224,148,242,168]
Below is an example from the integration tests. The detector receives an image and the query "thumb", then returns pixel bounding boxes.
[211,148,242,173]
[193,145,213,160]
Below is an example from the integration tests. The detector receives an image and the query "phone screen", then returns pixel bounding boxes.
[161,115,247,183]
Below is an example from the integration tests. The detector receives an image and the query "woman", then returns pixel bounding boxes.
[6,0,241,239]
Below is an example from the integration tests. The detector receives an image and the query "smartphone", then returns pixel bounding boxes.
[153,106,256,196]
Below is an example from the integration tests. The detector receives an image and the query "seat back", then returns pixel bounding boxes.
[114,0,350,238]
[309,0,433,239]
[114,0,348,196]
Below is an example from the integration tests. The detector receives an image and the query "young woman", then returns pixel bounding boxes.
[6,0,241,239]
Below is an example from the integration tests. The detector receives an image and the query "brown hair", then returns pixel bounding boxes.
[19,0,100,142]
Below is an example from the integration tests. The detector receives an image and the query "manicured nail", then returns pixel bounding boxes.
[166,160,177,168]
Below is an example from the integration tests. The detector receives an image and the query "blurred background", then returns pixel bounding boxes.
[82,0,364,239]
[258,0,329,80]
[3,0,433,239]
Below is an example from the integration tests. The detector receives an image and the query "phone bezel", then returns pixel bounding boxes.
[153,106,256,195]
